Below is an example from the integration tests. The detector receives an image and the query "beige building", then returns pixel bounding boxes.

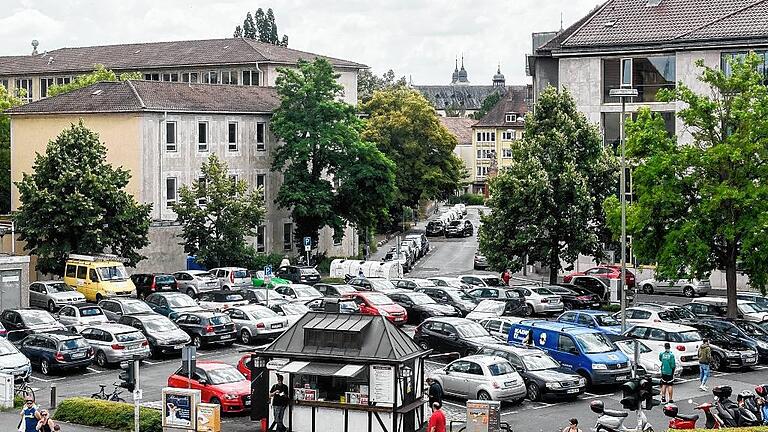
[8,80,357,273]
[438,117,475,194]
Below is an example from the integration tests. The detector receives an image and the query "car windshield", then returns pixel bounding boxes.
[115,332,143,342]
[548,287,575,295]
[595,315,620,326]
[369,279,397,293]
[245,307,278,319]
[123,301,154,314]
[658,310,681,321]
[46,283,74,293]
[167,296,198,308]
[59,338,88,350]
[532,288,555,295]
[669,331,702,343]
[617,340,651,354]
[143,318,178,333]
[737,321,768,336]
[281,303,309,315]
[488,362,515,376]
[22,311,57,326]
[233,270,248,279]
[365,293,394,305]
[449,221,461,227]
[455,323,490,338]
[740,303,765,314]
[522,354,560,371]
[294,288,320,298]
[206,366,246,384]
[447,290,475,302]
[474,301,505,314]
[334,285,357,295]
[505,291,523,299]
[96,265,128,281]
[0,338,17,355]
[408,293,436,305]
[672,307,696,320]
[481,277,505,287]
[208,315,232,326]
[574,333,615,354]
[80,307,103,317]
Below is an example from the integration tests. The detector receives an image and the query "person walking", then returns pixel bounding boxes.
[269,374,290,432]
[35,410,56,432]
[501,269,511,286]
[659,342,677,403]
[698,338,712,391]
[19,397,41,432]
[426,377,443,408]
[562,418,582,432]
[427,402,446,432]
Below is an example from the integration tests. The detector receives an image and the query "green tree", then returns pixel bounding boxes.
[236,8,288,46]
[173,155,265,269]
[243,12,257,39]
[233,25,243,38]
[0,83,23,213]
[47,65,141,97]
[362,88,464,218]
[14,122,151,275]
[357,69,406,105]
[604,54,768,317]
[471,91,502,120]
[479,86,617,283]
[444,101,466,118]
[271,59,396,248]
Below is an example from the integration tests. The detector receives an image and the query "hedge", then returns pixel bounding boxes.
[448,193,485,206]
[53,397,162,432]
[600,304,622,313]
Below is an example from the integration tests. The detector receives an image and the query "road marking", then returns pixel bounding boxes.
[232,343,251,349]
[142,360,158,365]
[85,367,104,374]
[30,376,65,383]
[438,400,465,409]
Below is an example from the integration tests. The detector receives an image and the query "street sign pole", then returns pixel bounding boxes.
[264,265,272,307]
[133,357,141,432]
[304,236,311,266]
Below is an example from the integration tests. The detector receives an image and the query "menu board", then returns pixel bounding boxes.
[369,365,394,404]
[466,400,501,432]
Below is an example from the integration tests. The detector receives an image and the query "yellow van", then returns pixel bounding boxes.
[63,254,136,302]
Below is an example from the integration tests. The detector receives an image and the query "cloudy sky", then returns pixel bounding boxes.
[1,0,600,85]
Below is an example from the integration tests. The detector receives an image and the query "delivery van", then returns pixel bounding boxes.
[63,254,135,302]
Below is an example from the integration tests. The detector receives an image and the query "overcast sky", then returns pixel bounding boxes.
[1,0,600,85]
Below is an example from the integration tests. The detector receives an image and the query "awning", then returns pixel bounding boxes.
[279,361,365,378]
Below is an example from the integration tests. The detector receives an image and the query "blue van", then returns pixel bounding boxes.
[508,320,631,386]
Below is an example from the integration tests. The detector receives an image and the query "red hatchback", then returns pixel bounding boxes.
[167,361,251,413]
[236,353,253,380]
[344,292,408,325]
[563,265,635,288]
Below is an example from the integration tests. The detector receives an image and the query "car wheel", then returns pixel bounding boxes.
[642,284,654,295]
[222,285,230,291]
[47,300,57,312]
[210,397,221,406]
[463,348,476,357]
[577,371,592,388]
[40,359,51,375]
[524,304,534,317]
[418,340,430,351]
[193,335,203,348]
[240,329,252,344]
[96,351,108,368]
[711,353,723,371]
[683,287,695,298]
[477,390,491,401]
[526,382,541,401]
[186,288,196,298]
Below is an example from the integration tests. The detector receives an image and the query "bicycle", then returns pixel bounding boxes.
[14,380,35,401]
[91,382,126,402]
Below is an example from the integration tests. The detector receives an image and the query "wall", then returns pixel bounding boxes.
[532,57,560,104]
[0,255,31,310]
[132,223,186,274]
[262,65,359,105]
[558,57,603,124]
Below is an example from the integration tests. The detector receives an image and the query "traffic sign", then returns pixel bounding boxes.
[264,265,272,276]
[133,389,143,400]
[304,236,311,252]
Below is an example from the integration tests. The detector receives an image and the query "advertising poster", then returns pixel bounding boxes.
[370,365,394,404]
[162,388,199,430]
[197,403,221,432]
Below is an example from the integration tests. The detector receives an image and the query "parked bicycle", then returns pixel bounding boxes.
[91,382,125,402]
[14,380,35,401]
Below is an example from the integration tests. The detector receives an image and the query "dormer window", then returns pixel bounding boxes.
[505,113,517,123]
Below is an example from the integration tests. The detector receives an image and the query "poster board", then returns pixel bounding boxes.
[369,365,394,404]
[466,400,501,432]
[197,403,221,432]
[162,387,200,431]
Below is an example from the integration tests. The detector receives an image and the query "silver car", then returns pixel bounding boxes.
[274,284,322,301]
[173,270,219,298]
[430,355,526,403]
[638,278,711,297]
[80,323,151,367]
[29,281,85,312]
[56,304,109,333]
[98,298,156,322]
[209,267,251,290]
[223,304,289,344]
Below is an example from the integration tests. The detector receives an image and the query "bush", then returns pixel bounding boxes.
[53,397,162,432]
[600,304,622,313]
[246,253,285,272]
[448,193,485,206]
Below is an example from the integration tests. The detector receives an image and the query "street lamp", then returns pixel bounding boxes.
[609,87,638,333]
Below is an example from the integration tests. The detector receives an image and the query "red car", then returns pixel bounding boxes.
[344,292,408,325]
[167,361,251,413]
[563,265,635,288]
[236,353,253,380]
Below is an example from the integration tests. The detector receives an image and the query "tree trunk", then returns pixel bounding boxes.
[726,243,738,319]
[548,246,559,285]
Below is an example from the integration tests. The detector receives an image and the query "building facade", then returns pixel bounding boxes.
[438,116,476,194]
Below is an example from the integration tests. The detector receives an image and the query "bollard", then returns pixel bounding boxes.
[50,383,57,409]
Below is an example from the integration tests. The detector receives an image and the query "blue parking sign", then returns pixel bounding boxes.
[264,265,272,276]
[303,237,311,247]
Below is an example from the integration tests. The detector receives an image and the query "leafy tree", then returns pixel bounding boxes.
[357,69,406,104]
[471,92,502,120]
[233,25,243,38]
[0,84,23,213]
[173,155,265,269]
[444,101,466,118]
[235,8,288,46]
[479,86,617,282]
[14,122,152,275]
[271,59,396,248]
[47,65,141,97]
[243,12,257,39]
[362,88,464,218]
[604,54,768,317]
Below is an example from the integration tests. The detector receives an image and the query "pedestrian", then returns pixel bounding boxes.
[426,377,443,408]
[427,402,446,432]
[562,418,582,432]
[358,268,365,278]
[698,338,711,391]
[35,410,56,432]
[501,269,511,286]
[270,374,290,432]
[659,342,676,403]
[19,397,41,432]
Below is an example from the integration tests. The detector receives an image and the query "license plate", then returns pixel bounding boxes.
[174,344,184,350]
[244,399,251,406]
[615,375,628,381]
[395,317,404,321]
[271,323,283,329]
[567,389,579,394]
[220,335,233,340]
[71,352,86,359]
[504,381,515,387]
[127,344,140,350]
[592,303,600,307]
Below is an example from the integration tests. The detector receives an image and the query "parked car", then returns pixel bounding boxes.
[268,302,310,327]
[314,283,358,298]
[197,290,249,312]
[413,317,500,356]
[429,355,526,403]
[145,292,203,320]
[209,267,251,290]
[241,288,289,305]
[612,305,685,326]
[175,311,237,348]
[391,278,436,291]
[557,310,623,335]
[63,254,135,302]
[560,276,611,300]
[737,292,768,309]
[28,281,86,312]
[405,234,430,257]
[687,298,768,322]
[0,337,32,383]
[461,275,507,288]
[425,220,445,237]
[118,313,190,357]
[466,288,527,316]
[168,361,251,413]
[545,286,602,310]
[638,278,711,297]
[347,277,400,294]
[305,297,360,314]
[387,291,459,323]
[445,220,474,238]
[686,322,759,371]
[622,322,702,368]
[415,286,479,317]
[466,300,527,323]
[681,301,727,319]
[473,254,488,270]
[0,309,66,342]
[402,237,421,260]
[477,345,586,401]
[397,243,417,267]
[634,302,699,324]
[98,298,156,322]
[454,203,467,215]
[384,250,411,273]
[56,304,109,333]
[477,316,526,341]
[273,284,322,301]
[80,323,150,367]
[173,270,219,298]
[275,266,321,285]
[344,292,408,325]
[223,304,289,344]
[428,277,470,291]
[610,337,682,379]
[130,273,178,299]
[511,286,563,316]
[19,331,93,375]
[563,265,635,288]
[250,271,291,289]
[701,318,768,361]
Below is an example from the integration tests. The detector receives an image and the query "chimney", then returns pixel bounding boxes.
[647,0,662,6]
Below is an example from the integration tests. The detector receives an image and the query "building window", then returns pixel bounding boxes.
[197,176,207,206]
[0,79,8,91]
[203,71,219,84]
[502,148,513,158]
[256,122,266,151]
[242,70,260,86]
[256,226,266,252]
[602,111,675,152]
[221,71,238,85]
[55,77,71,86]
[182,72,199,83]
[15,79,32,101]
[621,58,632,87]
[230,174,240,185]
[283,223,293,251]
[502,131,516,141]
[228,122,238,151]
[166,177,177,207]
[162,73,179,82]
[144,73,160,81]
[166,122,177,152]
[256,174,266,199]
[476,149,494,159]
[505,113,517,123]
[40,78,54,98]
[476,131,496,142]
[476,166,489,177]
[198,122,208,152]
[722,51,768,85]
[603,56,675,103]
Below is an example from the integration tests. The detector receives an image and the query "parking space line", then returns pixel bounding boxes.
[86,367,104,374]
[232,343,251,349]
[30,376,65,383]
[142,360,158,365]
[439,400,466,409]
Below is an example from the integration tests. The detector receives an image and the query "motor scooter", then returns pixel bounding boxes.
[737,390,763,424]
[712,385,760,427]
[663,403,722,429]
[754,384,768,424]
[590,400,654,432]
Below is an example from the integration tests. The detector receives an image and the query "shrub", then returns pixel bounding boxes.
[53,397,162,432]
[449,193,485,206]
[600,304,622,313]
[246,253,286,272]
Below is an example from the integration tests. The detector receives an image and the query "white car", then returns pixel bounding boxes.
[223,304,289,344]
[622,322,702,368]
[690,297,768,323]
[466,300,525,323]
[274,284,322,301]
[430,355,526,403]
[460,274,507,288]
[56,304,109,333]
[512,286,563,316]
[391,278,436,290]
[613,339,682,379]
[209,267,251,290]
[428,277,470,291]
[612,305,682,326]
[638,278,711,297]
[477,316,526,341]
[173,270,219,297]
[196,291,249,312]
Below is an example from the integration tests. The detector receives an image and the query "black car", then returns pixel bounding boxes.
[305,297,360,314]
[477,345,586,401]
[314,283,358,298]
[425,220,445,237]
[118,314,190,357]
[175,311,236,348]
[445,220,473,238]
[19,331,93,375]
[413,317,500,356]
[682,302,728,319]
[688,322,759,370]
[559,276,610,300]
[387,291,459,324]
[1,309,66,342]
[467,288,527,316]
[546,286,602,310]
[275,266,321,285]
[130,273,178,299]
[414,286,478,317]
[701,318,768,360]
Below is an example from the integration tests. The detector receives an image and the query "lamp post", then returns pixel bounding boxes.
[609,87,638,333]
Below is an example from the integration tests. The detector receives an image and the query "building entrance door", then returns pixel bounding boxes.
[0,269,22,310]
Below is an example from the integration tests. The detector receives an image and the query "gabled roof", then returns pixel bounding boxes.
[473,86,530,128]
[439,117,476,146]
[0,37,366,76]
[7,80,280,115]
[259,312,427,364]
[414,85,505,111]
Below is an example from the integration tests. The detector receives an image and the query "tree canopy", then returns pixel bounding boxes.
[604,53,768,317]
[47,65,141,97]
[233,8,288,46]
[471,92,502,120]
[271,58,396,248]
[14,122,152,275]
[0,83,23,213]
[479,86,617,282]
[357,69,407,105]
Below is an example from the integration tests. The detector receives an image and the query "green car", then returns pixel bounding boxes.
[251,271,291,289]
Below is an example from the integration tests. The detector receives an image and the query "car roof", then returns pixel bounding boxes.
[41,330,82,340]
[196,360,233,370]
[180,310,221,317]
[424,316,474,325]
[461,355,513,366]
[629,322,698,332]
[84,323,138,333]
[479,343,546,356]
[627,305,665,312]
[70,303,101,310]
[574,309,610,316]
[38,280,68,285]
[513,319,603,334]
